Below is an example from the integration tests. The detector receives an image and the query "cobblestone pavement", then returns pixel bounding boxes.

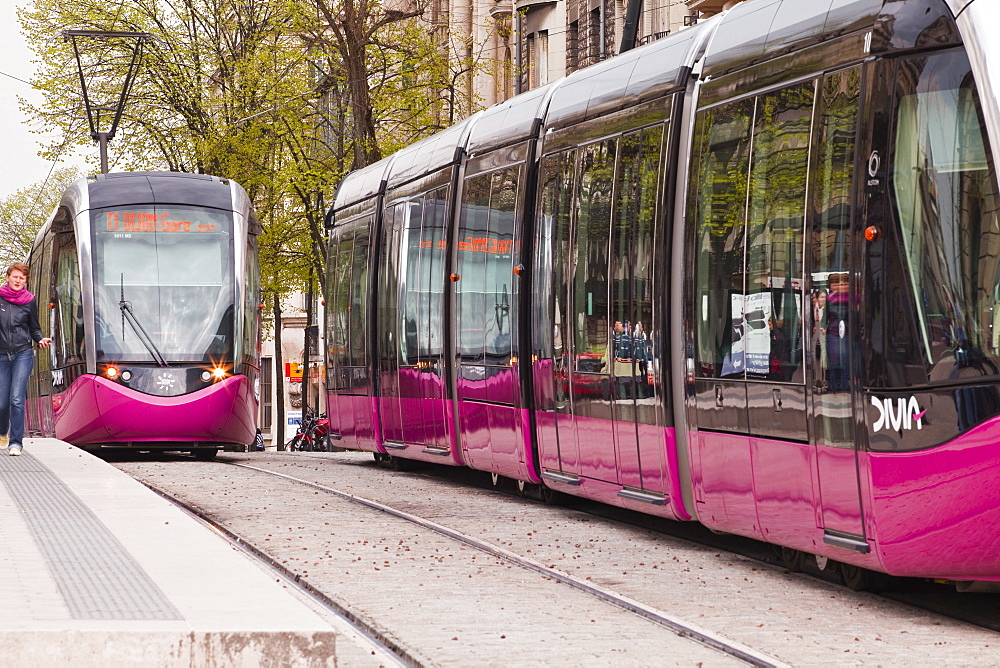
[114,451,1000,666]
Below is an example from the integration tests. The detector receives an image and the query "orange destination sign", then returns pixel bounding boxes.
[106,211,218,233]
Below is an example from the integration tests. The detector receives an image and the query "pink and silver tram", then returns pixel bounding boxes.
[25,172,262,458]
[326,0,1000,589]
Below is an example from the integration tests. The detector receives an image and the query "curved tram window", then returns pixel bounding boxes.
[93,206,235,364]
[886,51,1000,385]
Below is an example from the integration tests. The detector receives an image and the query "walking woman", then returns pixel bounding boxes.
[0,263,51,456]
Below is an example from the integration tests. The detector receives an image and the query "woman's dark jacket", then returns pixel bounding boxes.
[0,297,43,354]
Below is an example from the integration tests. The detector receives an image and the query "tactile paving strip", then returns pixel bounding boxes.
[0,451,182,620]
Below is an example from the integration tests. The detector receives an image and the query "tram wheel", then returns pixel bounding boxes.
[780,547,805,572]
[194,448,218,461]
[840,563,892,592]
[389,455,409,472]
[840,563,872,591]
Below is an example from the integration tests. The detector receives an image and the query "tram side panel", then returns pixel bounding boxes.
[684,40,872,560]
[855,42,1000,580]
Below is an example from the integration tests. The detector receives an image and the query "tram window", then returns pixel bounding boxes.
[574,139,615,372]
[886,51,1000,384]
[691,98,754,379]
[458,168,519,365]
[36,237,55,372]
[485,169,517,363]
[349,223,370,368]
[332,229,354,370]
[537,151,575,362]
[420,188,448,363]
[612,126,662,391]
[243,234,260,365]
[378,205,402,369]
[746,83,813,384]
[399,200,423,367]
[457,173,491,362]
[813,67,860,446]
[92,205,233,363]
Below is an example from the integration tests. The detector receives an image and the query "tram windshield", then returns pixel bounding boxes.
[92,206,234,364]
[888,51,1000,383]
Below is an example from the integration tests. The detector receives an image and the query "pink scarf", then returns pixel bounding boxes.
[0,284,34,305]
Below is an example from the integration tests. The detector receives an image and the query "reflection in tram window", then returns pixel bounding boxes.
[812,67,860,446]
[746,83,812,384]
[691,98,753,379]
[574,140,615,372]
[612,126,662,400]
[536,151,575,412]
[888,51,1000,386]
[458,168,520,367]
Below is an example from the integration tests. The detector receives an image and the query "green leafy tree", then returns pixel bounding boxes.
[0,166,83,266]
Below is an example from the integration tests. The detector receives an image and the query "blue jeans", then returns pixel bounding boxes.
[0,349,35,447]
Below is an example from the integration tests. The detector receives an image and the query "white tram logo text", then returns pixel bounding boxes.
[871,396,927,432]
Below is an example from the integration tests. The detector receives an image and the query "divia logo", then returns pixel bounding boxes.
[871,395,927,432]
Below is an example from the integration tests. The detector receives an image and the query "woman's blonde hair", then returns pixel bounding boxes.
[6,262,29,280]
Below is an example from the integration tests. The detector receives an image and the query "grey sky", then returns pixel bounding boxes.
[0,2,91,202]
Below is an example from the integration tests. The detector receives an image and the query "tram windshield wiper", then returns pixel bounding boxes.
[119,274,169,367]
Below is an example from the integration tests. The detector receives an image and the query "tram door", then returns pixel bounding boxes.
[570,140,619,483]
[609,127,665,497]
[533,150,581,480]
[454,164,524,470]
[808,65,865,542]
[376,194,451,451]
[375,201,406,447]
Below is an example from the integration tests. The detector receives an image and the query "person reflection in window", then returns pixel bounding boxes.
[826,273,849,392]
[812,289,828,391]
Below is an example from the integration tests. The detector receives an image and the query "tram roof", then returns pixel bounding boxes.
[383,113,481,191]
[87,171,236,210]
[465,83,559,157]
[543,19,716,131]
[330,156,393,213]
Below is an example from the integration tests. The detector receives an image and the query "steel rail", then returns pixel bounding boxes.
[133,477,426,668]
[230,461,789,668]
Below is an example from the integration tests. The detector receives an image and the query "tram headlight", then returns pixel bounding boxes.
[105,366,119,379]
[211,367,228,381]
[120,370,133,382]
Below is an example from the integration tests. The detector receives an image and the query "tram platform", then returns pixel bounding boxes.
[0,439,378,667]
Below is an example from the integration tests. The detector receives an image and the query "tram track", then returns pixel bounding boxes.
[227,460,787,668]
[362,453,1000,634]
[136,477,425,668]
[114,450,999,665]
[264,451,1000,634]
[126,454,787,667]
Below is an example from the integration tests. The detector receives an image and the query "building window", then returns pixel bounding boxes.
[568,20,580,71]
[590,8,602,62]
[527,33,536,89]
[260,356,273,431]
[537,31,549,86]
